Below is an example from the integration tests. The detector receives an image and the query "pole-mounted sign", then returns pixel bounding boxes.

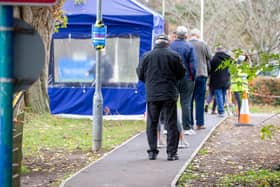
[0,0,57,5]
[92,22,106,50]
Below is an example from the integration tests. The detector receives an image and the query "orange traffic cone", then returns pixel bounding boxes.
[236,91,254,126]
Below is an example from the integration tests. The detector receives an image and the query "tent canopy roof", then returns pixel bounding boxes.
[63,0,163,27]
[49,0,164,115]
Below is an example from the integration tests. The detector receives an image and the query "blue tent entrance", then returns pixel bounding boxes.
[48,0,164,115]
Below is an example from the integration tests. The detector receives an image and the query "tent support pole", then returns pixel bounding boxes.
[162,0,165,17]
[200,0,204,41]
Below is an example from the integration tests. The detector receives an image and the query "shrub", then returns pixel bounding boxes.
[250,77,280,106]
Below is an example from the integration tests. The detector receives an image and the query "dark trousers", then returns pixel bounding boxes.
[177,79,195,130]
[147,100,179,155]
[233,91,241,114]
[234,91,242,121]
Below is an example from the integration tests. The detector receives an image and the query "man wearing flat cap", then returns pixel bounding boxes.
[136,34,185,161]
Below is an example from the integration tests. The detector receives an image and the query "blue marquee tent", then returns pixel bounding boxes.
[48,0,164,115]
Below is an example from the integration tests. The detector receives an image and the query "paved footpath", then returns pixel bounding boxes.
[61,114,225,187]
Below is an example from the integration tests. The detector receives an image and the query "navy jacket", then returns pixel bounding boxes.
[169,39,197,80]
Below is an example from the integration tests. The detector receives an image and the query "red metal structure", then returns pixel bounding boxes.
[0,0,57,5]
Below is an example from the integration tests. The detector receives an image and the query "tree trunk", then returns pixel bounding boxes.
[14,6,55,113]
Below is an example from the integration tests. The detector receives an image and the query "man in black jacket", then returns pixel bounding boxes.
[136,34,185,161]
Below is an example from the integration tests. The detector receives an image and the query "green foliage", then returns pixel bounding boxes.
[21,164,30,175]
[218,169,280,186]
[177,148,209,186]
[22,112,145,156]
[177,164,199,187]
[218,49,279,82]
[216,49,280,106]
[261,125,274,140]
[197,148,209,156]
[261,125,280,140]
[54,12,67,33]
[259,52,280,65]
[218,55,255,83]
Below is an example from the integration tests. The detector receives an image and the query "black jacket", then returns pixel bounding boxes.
[209,51,231,90]
[136,44,185,102]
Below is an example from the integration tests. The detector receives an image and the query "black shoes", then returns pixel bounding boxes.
[147,150,178,161]
[147,150,159,160]
[167,153,179,161]
[204,105,208,113]
[149,152,157,160]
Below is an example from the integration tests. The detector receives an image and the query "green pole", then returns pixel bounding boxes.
[0,5,13,187]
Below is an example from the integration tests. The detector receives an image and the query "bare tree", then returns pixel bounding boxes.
[139,0,280,57]
[237,0,280,53]
[14,1,64,112]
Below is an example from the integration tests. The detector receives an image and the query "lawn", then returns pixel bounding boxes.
[21,111,146,186]
[250,104,280,113]
[22,112,146,156]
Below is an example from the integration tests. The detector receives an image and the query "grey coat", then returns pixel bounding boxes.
[189,39,212,77]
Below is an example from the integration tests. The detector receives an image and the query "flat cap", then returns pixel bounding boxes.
[156,34,169,41]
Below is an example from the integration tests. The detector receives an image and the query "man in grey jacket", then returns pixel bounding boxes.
[189,28,212,129]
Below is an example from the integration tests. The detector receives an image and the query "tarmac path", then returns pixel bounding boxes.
[61,113,225,187]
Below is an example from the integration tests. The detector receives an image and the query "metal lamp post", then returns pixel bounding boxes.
[92,0,104,151]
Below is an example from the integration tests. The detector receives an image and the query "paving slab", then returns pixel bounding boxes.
[61,114,226,187]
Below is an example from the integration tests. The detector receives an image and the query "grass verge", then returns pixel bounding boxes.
[218,169,280,186]
[250,104,280,113]
[177,164,199,187]
[22,112,145,156]
[177,104,280,186]
[21,111,145,186]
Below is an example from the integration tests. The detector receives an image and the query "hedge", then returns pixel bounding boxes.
[250,77,280,106]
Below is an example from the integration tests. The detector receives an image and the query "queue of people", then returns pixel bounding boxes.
[137,25,248,161]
